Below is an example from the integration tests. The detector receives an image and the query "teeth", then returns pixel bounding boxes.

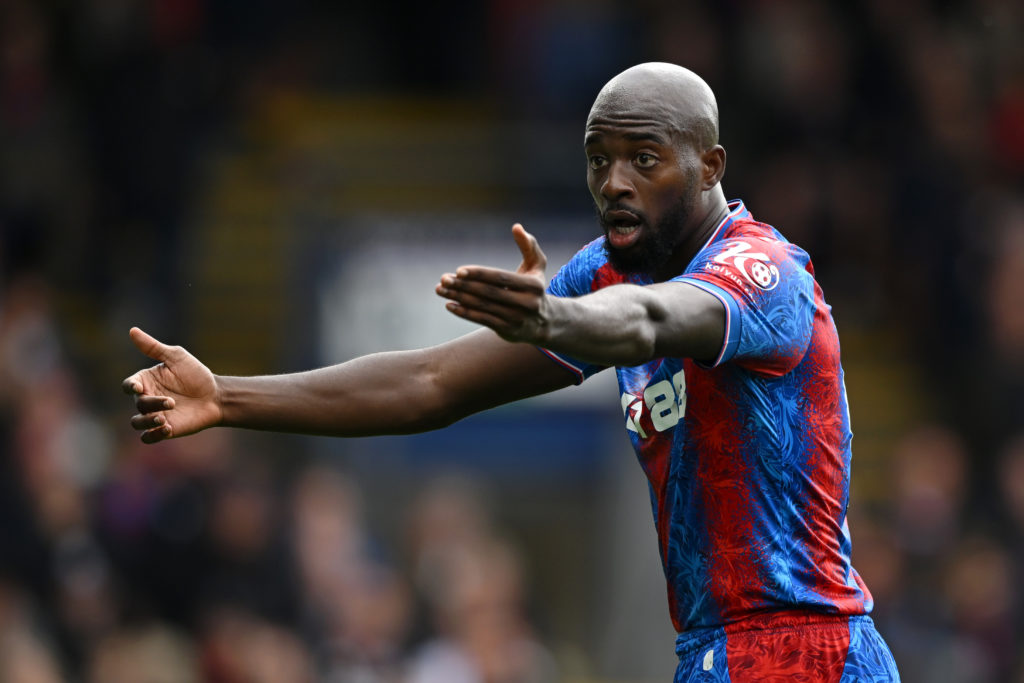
[614,225,639,235]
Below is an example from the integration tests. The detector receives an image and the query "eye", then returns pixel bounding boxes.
[635,152,658,168]
[588,155,607,171]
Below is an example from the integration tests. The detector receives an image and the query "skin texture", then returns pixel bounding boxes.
[124,63,731,443]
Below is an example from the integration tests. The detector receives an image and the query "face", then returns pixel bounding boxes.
[585,115,701,276]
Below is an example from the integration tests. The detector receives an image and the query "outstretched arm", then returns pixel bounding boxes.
[123,327,575,444]
[436,224,725,367]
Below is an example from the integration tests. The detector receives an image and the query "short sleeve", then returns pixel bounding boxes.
[674,237,816,377]
[538,242,609,383]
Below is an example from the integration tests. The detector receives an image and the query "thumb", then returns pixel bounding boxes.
[129,327,174,363]
[511,223,546,274]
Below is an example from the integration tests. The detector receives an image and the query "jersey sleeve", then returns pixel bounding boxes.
[538,243,608,383]
[674,237,817,377]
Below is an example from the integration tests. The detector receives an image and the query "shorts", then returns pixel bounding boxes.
[674,612,900,682]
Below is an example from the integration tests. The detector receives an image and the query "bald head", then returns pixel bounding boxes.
[588,63,719,150]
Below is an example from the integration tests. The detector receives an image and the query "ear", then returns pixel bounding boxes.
[700,145,726,190]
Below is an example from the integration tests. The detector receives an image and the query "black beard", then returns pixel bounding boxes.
[601,194,693,277]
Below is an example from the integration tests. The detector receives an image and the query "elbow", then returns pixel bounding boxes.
[618,296,661,364]
[400,402,461,434]
[391,388,457,435]
[390,362,466,434]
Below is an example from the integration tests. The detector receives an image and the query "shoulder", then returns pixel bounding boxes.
[565,236,610,273]
[715,219,807,258]
[549,236,625,296]
[693,219,811,288]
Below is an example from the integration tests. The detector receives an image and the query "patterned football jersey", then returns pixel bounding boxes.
[542,200,873,632]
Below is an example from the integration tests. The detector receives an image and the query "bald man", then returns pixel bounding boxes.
[125,64,900,680]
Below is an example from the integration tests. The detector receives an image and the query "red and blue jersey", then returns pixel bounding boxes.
[542,200,873,633]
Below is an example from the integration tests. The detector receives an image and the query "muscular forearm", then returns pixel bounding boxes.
[540,285,658,367]
[214,330,574,438]
[539,283,724,367]
[216,349,456,437]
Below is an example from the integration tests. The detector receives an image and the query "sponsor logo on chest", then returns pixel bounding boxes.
[620,369,687,438]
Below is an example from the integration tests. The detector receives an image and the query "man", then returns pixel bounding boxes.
[124,63,900,680]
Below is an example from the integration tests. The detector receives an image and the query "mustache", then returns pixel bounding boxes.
[598,204,647,226]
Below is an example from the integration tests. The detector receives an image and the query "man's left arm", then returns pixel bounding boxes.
[436,224,725,367]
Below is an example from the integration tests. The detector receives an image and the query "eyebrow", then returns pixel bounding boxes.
[584,130,671,147]
[624,130,670,145]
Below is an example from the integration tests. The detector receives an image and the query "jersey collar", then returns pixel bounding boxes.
[698,199,749,253]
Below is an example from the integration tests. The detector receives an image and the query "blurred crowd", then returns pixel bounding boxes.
[1,0,1023,681]
[0,288,559,682]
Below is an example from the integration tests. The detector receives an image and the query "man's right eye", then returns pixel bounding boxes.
[588,156,607,170]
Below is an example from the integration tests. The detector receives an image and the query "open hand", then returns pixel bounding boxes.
[122,328,222,443]
[436,224,551,344]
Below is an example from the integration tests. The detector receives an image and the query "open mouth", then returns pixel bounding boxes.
[605,210,644,248]
[610,219,641,236]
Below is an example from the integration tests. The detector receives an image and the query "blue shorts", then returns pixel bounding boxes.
[674,613,900,682]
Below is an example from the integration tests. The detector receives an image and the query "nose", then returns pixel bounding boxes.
[600,160,635,202]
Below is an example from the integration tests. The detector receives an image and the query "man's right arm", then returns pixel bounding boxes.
[123,326,577,443]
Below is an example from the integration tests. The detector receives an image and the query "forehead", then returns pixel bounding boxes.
[584,93,682,146]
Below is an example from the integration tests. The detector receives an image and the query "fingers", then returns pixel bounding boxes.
[141,424,173,444]
[128,327,175,363]
[131,411,166,431]
[123,371,175,411]
[434,225,547,341]
[437,274,541,310]
[440,223,546,288]
[125,383,176,444]
[437,269,546,341]
[130,403,174,446]
[442,266,545,292]
[512,223,546,274]
[122,371,177,400]
[444,301,517,335]
[126,327,181,443]
[133,394,176,413]
[122,375,143,395]
[440,287,528,325]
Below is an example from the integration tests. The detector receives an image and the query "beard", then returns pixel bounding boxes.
[601,192,695,277]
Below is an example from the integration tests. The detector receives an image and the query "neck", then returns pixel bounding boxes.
[655,189,729,281]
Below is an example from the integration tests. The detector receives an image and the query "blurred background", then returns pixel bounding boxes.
[0,0,1022,681]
